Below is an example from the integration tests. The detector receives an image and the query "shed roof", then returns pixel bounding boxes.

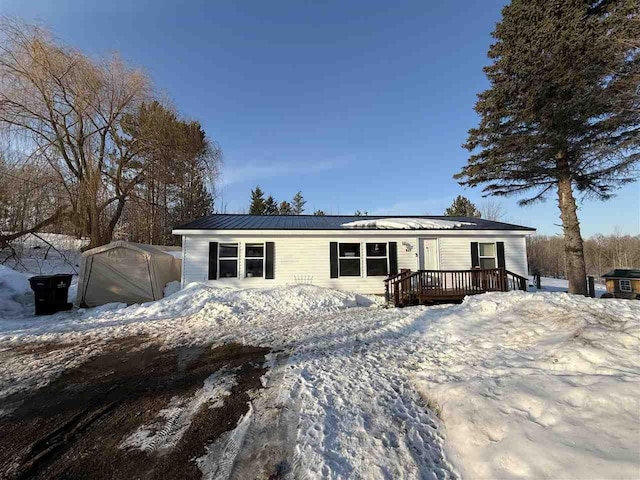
[601,269,640,279]
[82,241,175,258]
[174,214,535,231]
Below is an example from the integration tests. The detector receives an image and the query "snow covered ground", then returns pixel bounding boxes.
[0,265,639,479]
[0,233,86,309]
[531,276,608,297]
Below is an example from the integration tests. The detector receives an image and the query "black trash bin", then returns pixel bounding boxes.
[29,274,73,315]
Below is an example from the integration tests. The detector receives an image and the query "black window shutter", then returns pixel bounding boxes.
[470,242,480,268]
[496,242,506,269]
[265,242,275,279]
[208,242,218,280]
[330,242,339,278]
[388,242,398,276]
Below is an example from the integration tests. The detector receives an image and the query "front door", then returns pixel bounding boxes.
[419,238,439,270]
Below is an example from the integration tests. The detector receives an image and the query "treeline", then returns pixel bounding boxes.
[0,19,220,250]
[247,186,326,216]
[528,234,640,279]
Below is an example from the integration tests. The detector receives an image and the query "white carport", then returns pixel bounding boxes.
[77,241,181,307]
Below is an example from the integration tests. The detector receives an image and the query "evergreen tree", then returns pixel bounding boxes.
[264,195,279,215]
[249,186,266,215]
[292,191,306,215]
[456,0,639,294]
[444,195,481,217]
[313,209,326,216]
[279,200,293,215]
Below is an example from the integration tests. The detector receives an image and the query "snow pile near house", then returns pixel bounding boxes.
[0,266,33,318]
[163,280,181,298]
[115,282,375,323]
[0,282,380,341]
[341,217,475,229]
[412,291,640,480]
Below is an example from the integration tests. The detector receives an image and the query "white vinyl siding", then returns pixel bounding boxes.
[181,233,529,294]
[438,236,528,278]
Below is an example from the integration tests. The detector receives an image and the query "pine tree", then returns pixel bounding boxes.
[456,0,639,294]
[279,200,293,215]
[313,209,326,216]
[249,186,266,215]
[264,195,279,215]
[444,196,481,217]
[292,191,306,215]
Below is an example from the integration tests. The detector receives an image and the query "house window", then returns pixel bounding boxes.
[479,243,497,269]
[339,243,361,276]
[245,243,264,278]
[620,279,632,292]
[218,243,238,278]
[366,242,388,276]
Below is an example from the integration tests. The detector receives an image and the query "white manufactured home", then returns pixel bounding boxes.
[172,215,535,299]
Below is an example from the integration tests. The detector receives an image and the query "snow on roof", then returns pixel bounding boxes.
[174,214,535,231]
[341,217,476,229]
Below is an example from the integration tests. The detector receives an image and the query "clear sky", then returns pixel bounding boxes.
[2,0,638,236]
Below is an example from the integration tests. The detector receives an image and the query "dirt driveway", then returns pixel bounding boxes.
[0,338,275,480]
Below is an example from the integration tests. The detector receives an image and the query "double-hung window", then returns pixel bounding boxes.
[366,243,388,276]
[219,243,238,278]
[245,243,265,278]
[338,243,361,276]
[620,279,632,292]
[479,243,497,269]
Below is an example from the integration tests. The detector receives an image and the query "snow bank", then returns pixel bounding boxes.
[0,266,33,318]
[163,280,181,297]
[0,233,82,277]
[341,217,475,229]
[0,283,379,341]
[117,282,373,322]
[412,291,640,480]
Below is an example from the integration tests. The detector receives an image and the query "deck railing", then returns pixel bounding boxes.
[384,268,528,307]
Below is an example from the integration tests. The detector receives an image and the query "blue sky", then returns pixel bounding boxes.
[2,0,638,236]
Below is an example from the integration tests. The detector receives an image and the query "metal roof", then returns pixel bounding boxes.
[602,269,640,279]
[174,214,535,231]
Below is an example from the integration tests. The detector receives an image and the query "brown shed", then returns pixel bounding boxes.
[601,269,640,300]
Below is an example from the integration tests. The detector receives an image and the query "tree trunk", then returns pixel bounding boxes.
[557,175,587,295]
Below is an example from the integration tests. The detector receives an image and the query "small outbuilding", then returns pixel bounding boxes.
[77,241,181,307]
[601,269,640,300]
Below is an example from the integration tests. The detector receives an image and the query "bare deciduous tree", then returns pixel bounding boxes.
[528,233,640,279]
[479,199,505,222]
[0,19,150,248]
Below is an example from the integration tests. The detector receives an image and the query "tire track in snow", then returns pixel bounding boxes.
[276,306,459,479]
[196,352,301,480]
[120,368,237,455]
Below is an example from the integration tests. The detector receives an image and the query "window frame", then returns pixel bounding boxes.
[244,242,265,278]
[338,242,361,277]
[619,279,632,292]
[478,242,497,269]
[365,242,389,277]
[218,242,239,278]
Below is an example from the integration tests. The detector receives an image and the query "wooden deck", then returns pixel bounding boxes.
[384,268,528,307]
